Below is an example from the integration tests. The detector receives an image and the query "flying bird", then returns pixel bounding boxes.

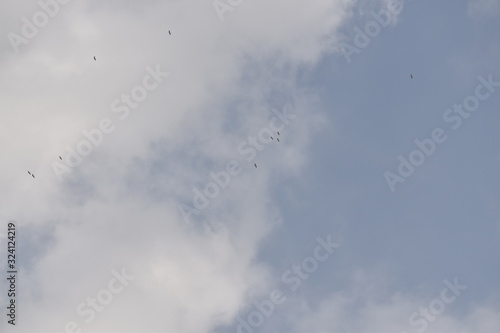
[410,74,413,79]
[271,136,274,140]
[277,138,280,142]
[32,174,35,178]
[254,163,257,168]
[28,171,31,175]
[59,156,62,160]
[168,30,171,35]
[277,131,280,135]
[94,56,96,61]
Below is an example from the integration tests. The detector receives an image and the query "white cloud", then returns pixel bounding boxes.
[288,271,500,333]
[0,0,356,332]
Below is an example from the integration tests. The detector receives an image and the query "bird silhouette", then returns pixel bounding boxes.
[410,74,413,79]
[277,131,280,135]
[94,56,96,61]
[32,174,35,178]
[271,136,274,140]
[168,30,171,35]
[28,171,31,175]
[277,138,280,142]
[254,163,257,168]
[59,156,62,160]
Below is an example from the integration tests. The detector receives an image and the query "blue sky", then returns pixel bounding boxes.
[0,0,499,332]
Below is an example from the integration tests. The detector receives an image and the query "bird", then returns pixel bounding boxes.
[254,163,257,168]
[94,56,96,61]
[32,174,35,178]
[410,74,413,79]
[28,171,31,175]
[277,131,280,135]
[271,136,274,140]
[168,30,171,35]
[59,156,62,160]
[277,138,280,142]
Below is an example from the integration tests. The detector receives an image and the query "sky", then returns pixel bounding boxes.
[0,0,499,332]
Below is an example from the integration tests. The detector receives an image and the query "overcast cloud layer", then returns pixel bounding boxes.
[1,0,499,332]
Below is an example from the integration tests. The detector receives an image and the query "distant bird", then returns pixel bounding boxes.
[271,136,274,140]
[277,131,280,135]
[168,30,171,35]
[59,156,62,160]
[28,171,31,175]
[32,174,35,178]
[277,138,280,142]
[254,163,257,168]
[94,56,96,61]
[410,74,413,79]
